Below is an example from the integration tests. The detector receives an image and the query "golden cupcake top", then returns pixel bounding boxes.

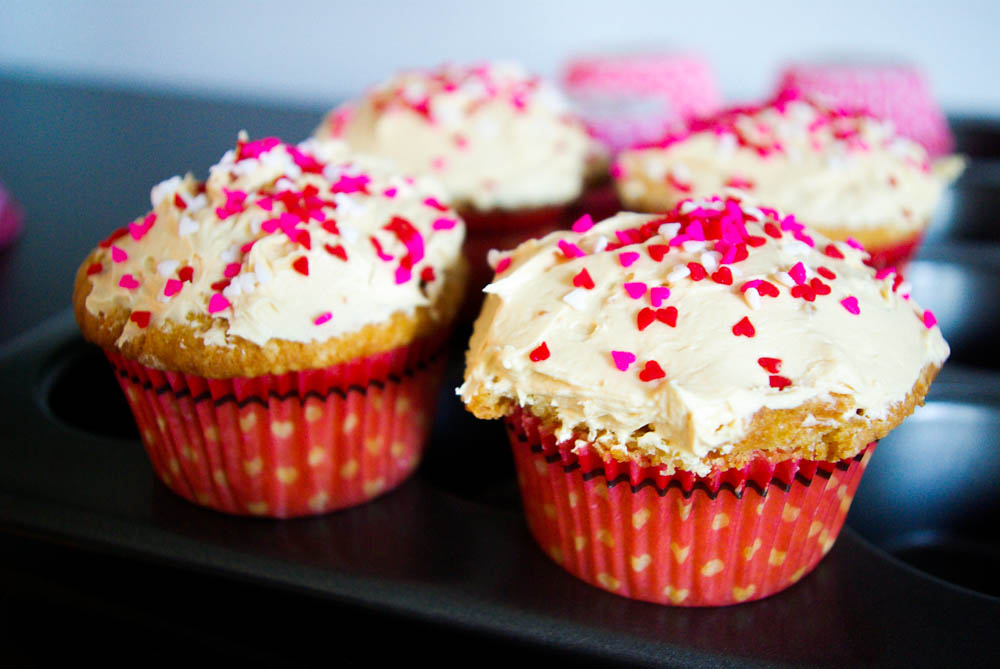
[316,61,595,212]
[614,92,964,245]
[77,135,465,353]
[461,199,949,475]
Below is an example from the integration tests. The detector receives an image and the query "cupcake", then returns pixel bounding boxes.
[776,61,954,157]
[614,92,964,269]
[315,62,595,298]
[74,135,466,518]
[460,199,948,606]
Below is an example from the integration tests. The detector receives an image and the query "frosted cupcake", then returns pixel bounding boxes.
[315,62,595,295]
[74,136,466,517]
[614,92,964,269]
[461,199,948,605]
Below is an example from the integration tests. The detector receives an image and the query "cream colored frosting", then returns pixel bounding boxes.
[316,62,595,212]
[84,135,465,348]
[615,95,963,240]
[461,202,949,474]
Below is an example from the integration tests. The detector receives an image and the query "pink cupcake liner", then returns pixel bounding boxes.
[562,53,721,154]
[776,63,953,156]
[506,408,873,606]
[105,331,449,518]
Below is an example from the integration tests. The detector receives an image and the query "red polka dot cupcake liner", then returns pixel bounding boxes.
[105,332,448,518]
[864,232,925,272]
[506,408,873,607]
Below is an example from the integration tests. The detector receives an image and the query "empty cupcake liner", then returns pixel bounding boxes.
[106,332,448,518]
[506,408,873,606]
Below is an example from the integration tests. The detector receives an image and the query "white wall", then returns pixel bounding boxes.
[0,0,995,113]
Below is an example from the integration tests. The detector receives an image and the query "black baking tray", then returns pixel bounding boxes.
[2,74,1000,665]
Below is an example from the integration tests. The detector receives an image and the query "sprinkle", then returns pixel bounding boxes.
[325,244,347,261]
[314,312,332,326]
[177,266,194,283]
[383,187,398,198]
[618,251,640,267]
[788,262,807,285]
[658,222,681,238]
[496,257,512,274]
[562,288,589,310]
[923,310,937,329]
[775,271,796,287]
[809,278,832,296]
[790,284,816,302]
[558,240,586,259]
[593,236,609,253]
[129,213,156,241]
[420,266,436,283]
[769,375,792,390]
[395,266,412,284]
[845,237,865,251]
[744,287,761,310]
[572,268,595,289]
[99,227,128,249]
[647,244,670,261]
[656,306,678,327]
[687,263,707,281]
[710,267,733,285]
[624,282,647,299]
[637,308,655,331]
[433,217,458,230]
[118,274,139,290]
[682,240,707,253]
[129,311,151,328]
[208,293,230,314]
[292,257,309,276]
[423,196,449,212]
[840,297,860,315]
[763,223,782,239]
[210,279,231,292]
[732,317,756,337]
[874,266,896,280]
[163,279,183,297]
[756,281,779,297]
[638,360,666,382]
[897,281,912,298]
[817,267,836,280]
[611,350,636,371]
[156,259,179,277]
[571,214,594,233]
[111,246,128,263]
[758,357,781,373]
[667,265,690,283]
[224,262,241,278]
[649,286,670,307]
[824,244,845,259]
[746,235,766,247]
[178,216,199,236]
[529,342,550,362]
[86,262,103,276]
[700,251,719,272]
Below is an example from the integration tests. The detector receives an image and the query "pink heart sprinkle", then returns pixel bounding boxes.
[557,240,585,259]
[618,251,639,268]
[383,187,398,198]
[923,310,937,329]
[118,274,139,290]
[224,262,241,278]
[845,237,865,251]
[395,265,412,284]
[649,286,670,307]
[874,266,896,280]
[571,214,594,234]
[840,296,860,315]
[789,262,807,286]
[432,217,457,230]
[496,257,512,274]
[611,350,636,372]
[208,293,230,314]
[111,245,128,263]
[163,278,182,297]
[624,282,647,299]
[314,312,332,326]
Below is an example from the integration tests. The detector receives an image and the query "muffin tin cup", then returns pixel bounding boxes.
[506,408,873,606]
[104,331,449,518]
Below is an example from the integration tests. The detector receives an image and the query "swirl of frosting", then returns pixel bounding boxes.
[316,62,594,212]
[614,92,963,247]
[79,135,465,355]
[461,200,948,475]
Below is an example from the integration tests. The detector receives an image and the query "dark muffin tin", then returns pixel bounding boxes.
[2,76,1000,665]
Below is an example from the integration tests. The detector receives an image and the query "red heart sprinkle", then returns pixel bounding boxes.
[572,268,595,289]
[86,262,103,276]
[420,266,436,282]
[292,257,309,276]
[817,267,836,280]
[810,278,832,295]
[769,375,792,390]
[763,223,782,239]
[647,244,670,261]
[757,281,779,297]
[656,306,678,327]
[711,267,733,285]
[321,220,340,235]
[732,316,755,337]
[758,357,781,373]
[687,263,707,281]
[324,244,347,261]
[529,342,550,362]
[637,307,656,331]
[129,311,151,328]
[746,235,766,247]
[824,244,844,259]
[639,360,666,382]
[178,266,194,282]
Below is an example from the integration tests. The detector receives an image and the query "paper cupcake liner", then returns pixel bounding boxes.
[864,232,925,271]
[505,409,873,607]
[105,332,448,518]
